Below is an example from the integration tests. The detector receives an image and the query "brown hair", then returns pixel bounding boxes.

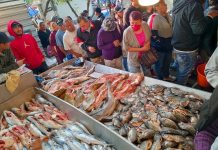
[129,11,142,20]
[77,16,89,23]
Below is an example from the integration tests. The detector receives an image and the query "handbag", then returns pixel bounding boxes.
[139,47,158,67]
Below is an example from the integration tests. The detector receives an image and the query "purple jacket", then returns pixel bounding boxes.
[97,28,122,60]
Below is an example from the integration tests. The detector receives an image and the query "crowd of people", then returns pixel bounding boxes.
[0,0,218,149]
[0,0,217,86]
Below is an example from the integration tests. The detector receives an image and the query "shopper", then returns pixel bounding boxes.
[123,11,151,75]
[195,85,218,150]
[50,22,65,64]
[114,5,125,28]
[142,6,154,22]
[63,17,85,58]
[123,0,142,29]
[148,0,174,81]
[97,17,122,69]
[56,18,67,57]
[171,0,214,85]
[77,16,103,64]
[0,32,20,73]
[37,21,51,57]
[200,6,218,61]
[95,7,105,23]
[114,5,128,71]
[205,47,218,88]
[7,20,47,74]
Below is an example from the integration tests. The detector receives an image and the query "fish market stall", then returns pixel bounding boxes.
[39,60,212,149]
[0,87,139,150]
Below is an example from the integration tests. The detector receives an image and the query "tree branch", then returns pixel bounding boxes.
[66,0,78,17]
[43,0,52,18]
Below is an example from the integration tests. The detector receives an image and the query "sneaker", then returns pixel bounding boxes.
[163,76,176,82]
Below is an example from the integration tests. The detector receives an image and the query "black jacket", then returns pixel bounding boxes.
[97,13,105,24]
[171,0,212,51]
[200,16,218,56]
[38,29,51,48]
[196,86,218,131]
[77,20,102,58]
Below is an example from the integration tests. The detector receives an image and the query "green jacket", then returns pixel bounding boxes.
[0,49,18,74]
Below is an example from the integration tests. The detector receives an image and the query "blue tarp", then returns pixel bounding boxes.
[27,6,39,17]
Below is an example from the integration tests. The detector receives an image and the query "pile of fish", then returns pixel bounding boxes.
[0,94,116,150]
[102,84,204,150]
[41,65,144,120]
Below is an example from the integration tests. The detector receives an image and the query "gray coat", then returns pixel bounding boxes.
[205,47,218,88]
[122,22,151,67]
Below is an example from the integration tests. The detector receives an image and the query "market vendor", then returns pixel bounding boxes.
[0,32,22,74]
[205,47,218,88]
[195,85,218,150]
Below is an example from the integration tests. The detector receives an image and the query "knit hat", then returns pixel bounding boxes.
[101,17,116,31]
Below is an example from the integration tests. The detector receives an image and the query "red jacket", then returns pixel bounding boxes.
[7,20,44,69]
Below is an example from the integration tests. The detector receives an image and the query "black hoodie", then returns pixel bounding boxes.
[171,0,212,51]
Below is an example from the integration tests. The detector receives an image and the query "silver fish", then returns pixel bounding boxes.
[42,142,52,150]
[74,122,91,135]
[63,144,70,150]
[27,116,50,136]
[35,94,54,106]
[65,139,86,150]
[34,113,62,129]
[27,123,44,138]
[151,134,162,150]
[3,111,22,126]
[48,139,64,150]
[128,128,137,143]
[73,132,107,146]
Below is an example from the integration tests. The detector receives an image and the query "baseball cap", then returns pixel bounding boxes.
[114,6,125,12]
[56,18,64,26]
[0,32,14,44]
[51,15,58,22]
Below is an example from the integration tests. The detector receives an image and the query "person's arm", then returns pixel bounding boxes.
[128,41,150,52]
[205,47,218,88]
[77,30,89,52]
[63,35,82,57]
[56,34,67,55]
[0,50,18,74]
[38,31,47,48]
[189,2,213,35]
[97,30,115,50]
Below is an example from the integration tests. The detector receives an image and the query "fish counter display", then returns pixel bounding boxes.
[0,94,116,150]
[39,62,209,150]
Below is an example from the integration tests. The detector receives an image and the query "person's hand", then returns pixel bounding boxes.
[113,40,120,47]
[17,59,25,67]
[141,41,150,52]
[88,46,96,53]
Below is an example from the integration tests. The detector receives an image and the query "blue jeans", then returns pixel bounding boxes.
[122,57,129,71]
[155,51,172,80]
[174,49,197,85]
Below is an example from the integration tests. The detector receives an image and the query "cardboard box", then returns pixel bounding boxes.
[0,70,38,103]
